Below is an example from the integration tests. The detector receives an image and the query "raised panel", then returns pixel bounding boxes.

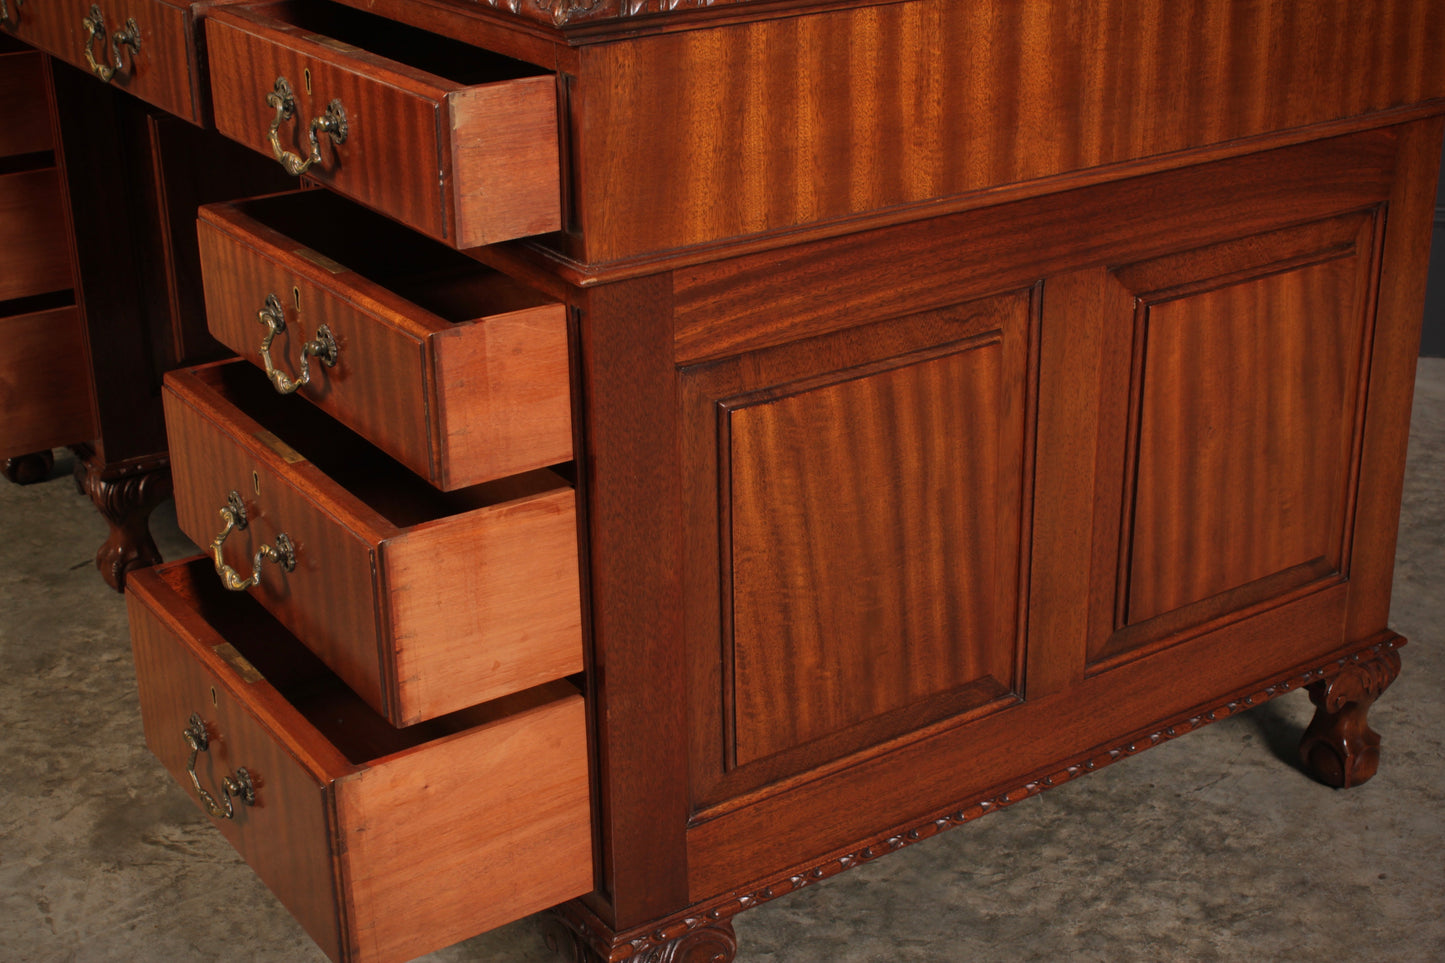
[684,289,1036,811]
[1091,211,1379,665]
[728,339,1012,766]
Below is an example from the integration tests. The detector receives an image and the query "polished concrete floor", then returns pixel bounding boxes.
[3,361,1443,963]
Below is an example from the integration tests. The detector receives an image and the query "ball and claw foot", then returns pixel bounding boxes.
[1299,646,1402,788]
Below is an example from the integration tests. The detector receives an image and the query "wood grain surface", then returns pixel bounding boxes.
[573,0,1445,261]
[0,305,96,458]
[165,360,582,726]
[335,687,592,963]
[1,0,207,122]
[682,291,1034,805]
[129,559,593,963]
[198,192,572,490]
[0,49,51,157]
[205,1,559,247]
[0,168,71,301]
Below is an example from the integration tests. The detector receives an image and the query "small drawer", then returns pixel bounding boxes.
[205,0,560,247]
[0,167,72,301]
[164,358,583,726]
[0,47,52,157]
[0,303,96,458]
[0,0,218,123]
[128,557,593,963]
[198,190,572,490]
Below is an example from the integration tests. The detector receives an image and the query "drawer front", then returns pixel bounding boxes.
[0,49,52,156]
[0,305,96,458]
[128,559,595,963]
[204,3,560,247]
[196,197,573,489]
[0,0,208,122]
[165,369,387,708]
[0,167,72,301]
[164,360,585,726]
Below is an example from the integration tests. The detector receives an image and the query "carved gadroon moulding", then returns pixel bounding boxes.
[552,634,1405,961]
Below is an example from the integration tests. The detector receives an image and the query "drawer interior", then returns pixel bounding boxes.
[189,360,571,528]
[236,0,549,86]
[227,190,555,324]
[157,556,574,765]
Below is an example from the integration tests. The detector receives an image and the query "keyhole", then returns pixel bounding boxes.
[303,68,312,94]
[210,686,218,707]
[293,286,301,311]
[252,471,260,496]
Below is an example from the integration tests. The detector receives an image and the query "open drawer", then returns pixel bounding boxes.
[164,358,583,726]
[128,557,594,963]
[204,0,560,247]
[197,189,572,490]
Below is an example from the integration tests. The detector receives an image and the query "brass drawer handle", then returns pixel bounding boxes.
[183,713,254,819]
[1,0,24,30]
[211,490,295,591]
[257,293,337,394]
[81,5,140,83]
[266,76,347,177]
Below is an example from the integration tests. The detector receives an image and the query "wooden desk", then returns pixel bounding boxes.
[7,1,1443,960]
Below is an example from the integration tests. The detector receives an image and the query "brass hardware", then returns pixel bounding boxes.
[257,292,337,394]
[210,490,296,591]
[183,713,254,819]
[82,5,141,83]
[265,76,347,177]
[1,0,23,30]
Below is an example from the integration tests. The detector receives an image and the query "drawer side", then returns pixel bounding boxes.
[448,76,561,248]
[381,485,584,723]
[333,690,593,963]
[432,302,573,489]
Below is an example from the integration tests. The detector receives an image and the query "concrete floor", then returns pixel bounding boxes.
[2,361,1442,963]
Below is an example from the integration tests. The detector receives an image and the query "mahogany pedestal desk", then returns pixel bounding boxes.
[10,0,1443,960]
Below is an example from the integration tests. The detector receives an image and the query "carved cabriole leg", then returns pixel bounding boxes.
[72,448,173,593]
[1299,645,1403,788]
[2,450,57,485]
[545,907,738,963]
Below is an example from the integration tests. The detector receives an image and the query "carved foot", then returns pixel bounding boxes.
[2,450,56,485]
[546,908,738,963]
[1299,646,1402,788]
[73,449,173,593]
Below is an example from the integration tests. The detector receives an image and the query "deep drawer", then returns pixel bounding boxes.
[198,189,572,490]
[205,0,560,247]
[164,358,583,726]
[0,0,217,123]
[128,557,593,963]
[0,303,95,458]
[0,167,72,301]
[0,46,51,156]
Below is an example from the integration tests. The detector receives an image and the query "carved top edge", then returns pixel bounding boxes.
[468,0,804,28]
[558,633,1406,961]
